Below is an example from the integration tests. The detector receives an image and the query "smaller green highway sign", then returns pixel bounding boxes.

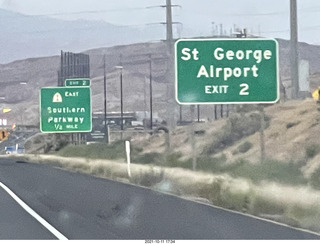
[65,78,90,87]
[175,38,279,104]
[40,87,92,133]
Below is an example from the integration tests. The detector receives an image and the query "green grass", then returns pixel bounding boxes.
[191,157,307,187]
[132,151,189,169]
[305,144,320,159]
[251,194,286,216]
[57,141,307,187]
[133,152,163,165]
[309,166,320,190]
[223,159,307,186]
[57,141,126,159]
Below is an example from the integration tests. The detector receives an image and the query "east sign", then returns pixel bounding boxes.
[175,39,279,104]
[40,87,92,133]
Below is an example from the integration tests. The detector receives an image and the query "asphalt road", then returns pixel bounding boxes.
[0,158,319,240]
[0,185,56,239]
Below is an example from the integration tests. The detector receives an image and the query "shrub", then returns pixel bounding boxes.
[202,123,233,155]
[237,141,253,153]
[220,190,252,212]
[284,204,320,230]
[286,121,300,129]
[133,152,163,165]
[55,139,69,151]
[305,144,320,159]
[196,155,227,172]
[203,112,269,156]
[164,152,185,167]
[251,195,286,216]
[130,167,164,187]
[309,166,320,190]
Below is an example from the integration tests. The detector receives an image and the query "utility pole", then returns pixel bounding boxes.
[115,57,124,134]
[165,0,175,129]
[146,1,179,152]
[118,55,124,132]
[166,0,173,43]
[148,1,180,130]
[103,54,109,144]
[290,0,299,99]
[259,105,266,164]
[149,54,153,130]
[190,105,197,171]
[164,0,173,155]
[120,68,124,131]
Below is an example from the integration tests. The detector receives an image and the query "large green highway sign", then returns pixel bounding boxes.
[175,39,279,104]
[40,87,92,133]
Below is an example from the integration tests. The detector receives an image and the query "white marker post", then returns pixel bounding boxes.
[125,141,131,178]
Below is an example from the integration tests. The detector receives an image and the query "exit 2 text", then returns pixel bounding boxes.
[205,83,249,95]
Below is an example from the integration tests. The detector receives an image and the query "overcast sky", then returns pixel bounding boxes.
[1,0,320,45]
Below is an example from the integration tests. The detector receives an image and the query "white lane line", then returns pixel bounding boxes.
[0,182,68,240]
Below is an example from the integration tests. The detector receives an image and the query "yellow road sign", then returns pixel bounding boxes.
[3,108,11,113]
[0,129,9,141]
[312,87,320,100]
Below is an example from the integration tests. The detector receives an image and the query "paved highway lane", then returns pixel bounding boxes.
[0,158,319,240]
[0,183,56,239]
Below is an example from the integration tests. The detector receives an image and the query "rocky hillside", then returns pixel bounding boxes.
[0,38,320,127]
[133,96,320,164]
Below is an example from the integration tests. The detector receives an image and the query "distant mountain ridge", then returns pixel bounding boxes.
[0,8,162,64]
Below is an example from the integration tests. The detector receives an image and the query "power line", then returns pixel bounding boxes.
[25,7,148,18]
[259,24,320,35]
[260,29,290,34]
[227,11,287,17]
[224,5,320,17]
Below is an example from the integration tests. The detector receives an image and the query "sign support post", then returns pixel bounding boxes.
[175,38,279,165]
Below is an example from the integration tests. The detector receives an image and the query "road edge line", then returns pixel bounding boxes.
[0,181,68,240]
